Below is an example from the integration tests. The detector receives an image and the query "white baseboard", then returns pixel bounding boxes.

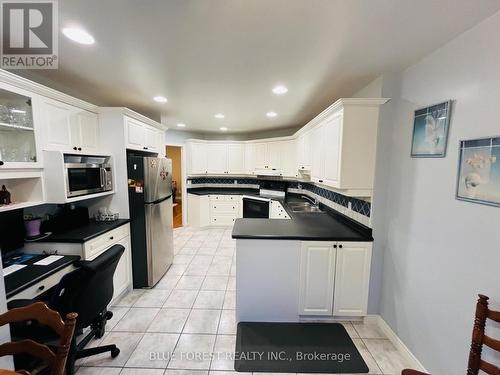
[365,314,428,372]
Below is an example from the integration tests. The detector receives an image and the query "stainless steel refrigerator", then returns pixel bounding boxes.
[127,154,174,288]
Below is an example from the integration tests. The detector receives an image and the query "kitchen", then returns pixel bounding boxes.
[1,1,500,375]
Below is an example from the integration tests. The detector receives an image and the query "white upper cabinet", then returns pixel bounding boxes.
[41,98,99,153]
[297,130,312,171]
[310,100,384,193]
[125,116,161,153]
[206,143,227,174]
[227,143,245,174]
[187,141,207,174]
[41,99,73,151]
[252,143,268,169]
[322,114,342,185]
[188,142,246,175]
[311,123,324,181]
[72,109,99,154]
[267,142,282,171]
[333,242,372,316]
[281,140,297,177]
[185,99,386,193]
[125,117,145,149]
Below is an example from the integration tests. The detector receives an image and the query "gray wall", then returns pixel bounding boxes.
[371,11,500,374]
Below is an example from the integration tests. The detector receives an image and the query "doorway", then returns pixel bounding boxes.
[165,145,183,228]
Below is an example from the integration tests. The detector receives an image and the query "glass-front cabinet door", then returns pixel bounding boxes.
[0,87,38,167]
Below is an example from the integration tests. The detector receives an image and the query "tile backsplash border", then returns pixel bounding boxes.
[187,176,372,227]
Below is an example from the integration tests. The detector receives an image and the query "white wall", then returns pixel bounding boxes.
[372,11,500,374]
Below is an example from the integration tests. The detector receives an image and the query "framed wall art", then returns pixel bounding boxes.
[411,100,452,157]
[456,136,500,207]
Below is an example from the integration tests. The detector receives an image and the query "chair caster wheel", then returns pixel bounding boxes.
[111,347,120,358]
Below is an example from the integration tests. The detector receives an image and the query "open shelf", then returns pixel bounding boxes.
[0,172,45,212]
[0,122,34,131]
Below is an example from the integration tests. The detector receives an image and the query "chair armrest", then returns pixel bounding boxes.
[7,299,36,310]
[402,370,430,375]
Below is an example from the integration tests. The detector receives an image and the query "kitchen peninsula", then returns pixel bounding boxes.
[232,194,373,322]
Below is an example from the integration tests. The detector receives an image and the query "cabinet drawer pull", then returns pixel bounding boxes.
[73,147,77,150]
[0,161,4,166]
[333,244,337,248]
[38,285,45,291]
[339,244,343,249]
[78,147,82,151]
[109,236,114,240]
[319,180,323,183]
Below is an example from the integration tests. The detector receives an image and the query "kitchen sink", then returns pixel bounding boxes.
[287,202,324,213]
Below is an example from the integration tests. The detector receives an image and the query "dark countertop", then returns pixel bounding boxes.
[232,195,373,242]
[38,219,130,243]
[188,187,260,196]
[5,255,80,299]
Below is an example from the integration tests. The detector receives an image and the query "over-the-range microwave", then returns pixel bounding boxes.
[64,154,113,198]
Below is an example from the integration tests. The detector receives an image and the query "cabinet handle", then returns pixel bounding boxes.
[38,285,45,291]
[0,161,3,166]
[333,244,337,248]
[73,147,77,150]
[109,236,114,240]
[78,147,82,151]
[143,146,148,150]
[339,244,343,249]
[319,180,323,183]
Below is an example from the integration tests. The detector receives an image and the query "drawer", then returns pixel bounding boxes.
[209,195,241,202]
[83,224,130,260]
[210,215,237,225]
[7,265,76,302]
[210,201,239,213]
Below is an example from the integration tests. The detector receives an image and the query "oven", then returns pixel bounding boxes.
[242,196,270,218]
[64,154,113,198]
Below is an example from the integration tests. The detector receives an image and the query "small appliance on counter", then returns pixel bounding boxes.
[0,184,11,205]
[127,151,174,288]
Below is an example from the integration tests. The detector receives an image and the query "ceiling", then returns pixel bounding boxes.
[13,0,500,133]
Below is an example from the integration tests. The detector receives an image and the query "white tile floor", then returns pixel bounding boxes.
[77,226,413,374]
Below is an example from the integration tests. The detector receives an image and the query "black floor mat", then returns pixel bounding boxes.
[235,322,369,373]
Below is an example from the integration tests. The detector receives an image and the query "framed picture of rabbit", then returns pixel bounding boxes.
[411,100,452,158]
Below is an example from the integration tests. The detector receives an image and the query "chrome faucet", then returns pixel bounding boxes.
[301,195,318,207]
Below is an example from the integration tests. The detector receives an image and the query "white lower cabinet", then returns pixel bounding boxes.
[333,242,372,316]
[188,194,242,226]
[24,224,133,304]
[112,235,132,301]
[299,240,372,317]
[299,242,337,315]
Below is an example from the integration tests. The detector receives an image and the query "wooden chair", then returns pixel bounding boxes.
[401,294,500,375]
[467,294,500,375]
[0,302,77,375]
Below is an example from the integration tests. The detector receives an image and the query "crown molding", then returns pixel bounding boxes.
[99,107,167,131]
[0,69,99,113]
[295,97,390,136]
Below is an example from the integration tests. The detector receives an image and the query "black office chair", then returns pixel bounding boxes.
[8,244,125,375]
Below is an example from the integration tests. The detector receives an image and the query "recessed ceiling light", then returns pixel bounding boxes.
[153,96,168,103]
[62,27,95,45]
[220,127,228,131]
[266,111,277,118]
[176,123,186,128]
[214,113,225,119]
[272,85,288,95]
